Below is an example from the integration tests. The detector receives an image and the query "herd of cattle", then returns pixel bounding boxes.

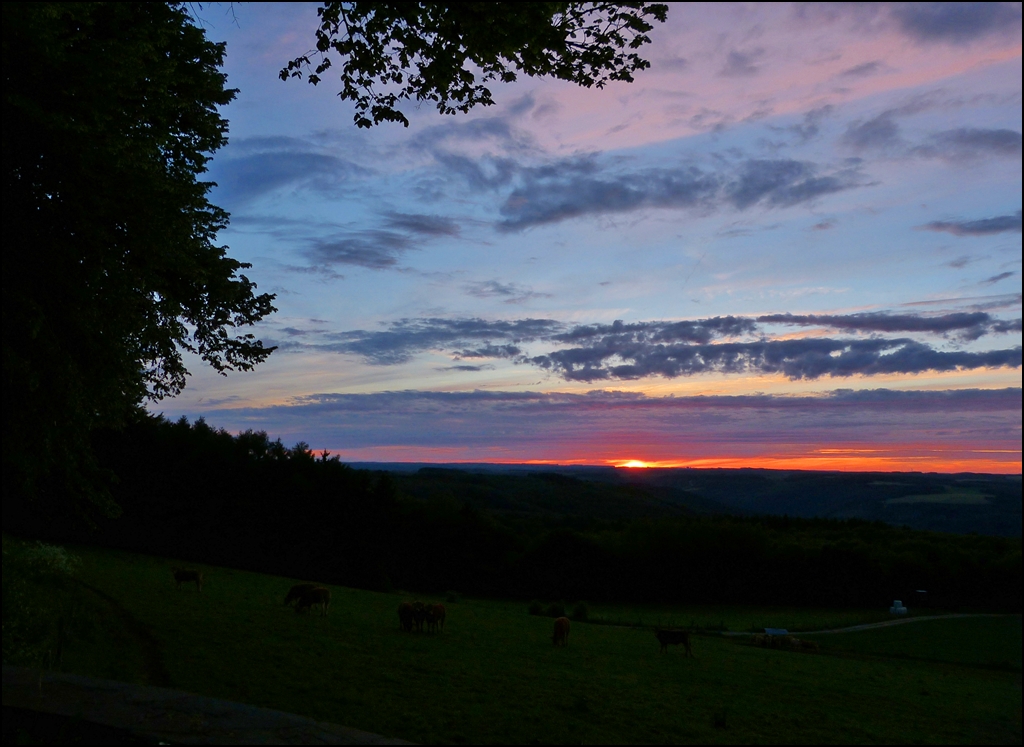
[397,600,447,632]
[173,568,704,653]
[750,633,819,651]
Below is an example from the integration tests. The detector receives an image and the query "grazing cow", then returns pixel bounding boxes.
[424,603,446,633]
[398,602,414,631]
[284,583,318,606]
[172,568,203,592]
[552,616,570,646]
[431,603,446,633]
[411,601,427,632]
[295,586,331,616]
[654,628,693,656]
[800,639,819,652]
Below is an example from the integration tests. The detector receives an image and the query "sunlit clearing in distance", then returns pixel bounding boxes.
[618,460,651,469]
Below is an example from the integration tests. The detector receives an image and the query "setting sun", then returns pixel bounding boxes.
[619,460,650,468]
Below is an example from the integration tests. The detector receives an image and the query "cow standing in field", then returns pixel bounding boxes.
[398,602,414,631]
[295,586,331,616]
[411,601,427,632]
[553,616,570,646]
[172,568,203,592]
[284,583,318,606]
[655,628,693,656]
[425,603,446,633]
[431,603,446,633]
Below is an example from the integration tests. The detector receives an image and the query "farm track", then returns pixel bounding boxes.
[74,579,171,686]
[721,613,1015,636]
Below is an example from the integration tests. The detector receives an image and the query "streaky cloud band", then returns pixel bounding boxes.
[265,310,1023,382]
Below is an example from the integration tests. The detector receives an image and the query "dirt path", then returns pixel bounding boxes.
[721,613,1013,637]
[76,580,171,686]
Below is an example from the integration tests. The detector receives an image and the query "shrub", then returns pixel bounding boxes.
[445,591,461,603]
[571,601,589,621]
[528,600,543,616]
[2,538,85,670]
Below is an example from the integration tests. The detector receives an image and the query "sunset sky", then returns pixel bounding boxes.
[162,2,1022,473]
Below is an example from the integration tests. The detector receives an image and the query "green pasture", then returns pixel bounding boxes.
[575,602,898,633]
[9,543,1022,744]
[885,486,992,505]
[811,616,1022,671]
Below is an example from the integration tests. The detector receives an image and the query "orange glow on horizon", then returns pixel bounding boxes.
[321,445,1021,475]
[597,454,1021,474]
[618,460,651,469]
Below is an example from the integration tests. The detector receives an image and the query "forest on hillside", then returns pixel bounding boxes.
[6,415,1019,612]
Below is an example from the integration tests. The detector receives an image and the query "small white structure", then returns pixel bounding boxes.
[890,600,907,615]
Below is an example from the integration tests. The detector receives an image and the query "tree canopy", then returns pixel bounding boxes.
[2,2,276,517]
[281,2,669,127]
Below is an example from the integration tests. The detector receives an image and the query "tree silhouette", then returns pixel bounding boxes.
[282,2,669,127]
[2,3,275,518]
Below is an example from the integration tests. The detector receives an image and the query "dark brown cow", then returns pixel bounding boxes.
[284,583,318,606]
[398,602,414,631]
[295,586,331,616]
[654,628,693,656]
[172,568,203,592]
[425,603,446,633]
[552,616,570,646]
[411,601,427,632]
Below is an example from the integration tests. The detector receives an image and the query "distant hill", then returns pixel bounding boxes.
[357,464,1022,537]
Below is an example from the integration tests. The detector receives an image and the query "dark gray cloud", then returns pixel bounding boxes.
[720,49,763,77]
[528,337,1021,382]
[982,271,1016,286]
[840,61,883,78]
[843,110,1021,162]
[433,153,520,191]
[725,160,859,210]
[497,158,862,230]
[917,128,1022,160]
[300,212,464,271]
[175,387,1020,461]
[464,280,552,304]
[756,311,1006,340]
[841,112,901,150]
[992,319,1023,333]
[411,115,533,153]
[551,317,759,345]
[384,212,460,236]
[891,2,1022,44]
[438,364,494,372]
[789,105,835,142]
[210,138,364,205]
[284,386,1023,417]
[947,255,976,269]
[921,210,1023,236]
[303,312,1021,382]
[324,317,565,365]
[307,231,414,270]
[901,293,1022,313]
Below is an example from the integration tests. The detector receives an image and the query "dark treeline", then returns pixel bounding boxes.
[6,415,1020,612]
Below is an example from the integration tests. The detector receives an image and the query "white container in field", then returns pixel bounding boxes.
[889,600,907,615]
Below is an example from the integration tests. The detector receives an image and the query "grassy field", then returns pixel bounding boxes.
[885,486,993,505]
[811,616,1022,671]
[15,543,1023,744]
[575,602,899,632]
